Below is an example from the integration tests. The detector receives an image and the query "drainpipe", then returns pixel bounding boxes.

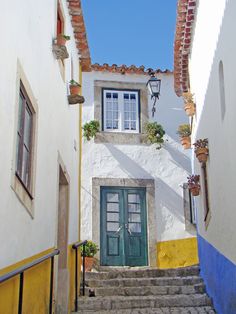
[78,63,83,241]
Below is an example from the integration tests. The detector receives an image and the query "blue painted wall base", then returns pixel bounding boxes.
[198,235,236,314]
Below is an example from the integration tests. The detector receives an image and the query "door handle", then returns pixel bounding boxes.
[125,224,132,235]
[115,225,123,234]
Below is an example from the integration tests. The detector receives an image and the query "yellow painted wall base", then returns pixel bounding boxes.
[68,244,82,313]
[0,248,53,314]
[157,237,199,269]
[0,245,82,314]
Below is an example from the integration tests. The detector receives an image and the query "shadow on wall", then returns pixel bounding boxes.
[164,140,191,173]
[104,144,153,179]
[154,177,186,239]
[104,144,188,232]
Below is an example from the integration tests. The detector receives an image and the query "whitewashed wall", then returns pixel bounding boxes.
[0,0,80,268]
[189,0,236,263]
[81,71,195,244]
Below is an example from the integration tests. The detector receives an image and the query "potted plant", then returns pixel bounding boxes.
[193,138,209,163]
[187,174,201,196]
[182,92,195,117]
[69,79,81,95]
[57,34,70,46]
[82,120,100,141]
[145,122,165,149]
[81,240,99,272]
[177,124,191,149]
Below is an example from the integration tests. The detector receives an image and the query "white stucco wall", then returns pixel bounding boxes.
[81,71,195,246]
[0,0,80,268]
[189,0,236,264]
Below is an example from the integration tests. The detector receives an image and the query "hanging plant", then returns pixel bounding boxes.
[187,174,201,196]
[82,120,100,141]
[193,138,209,163]
[182,92,196,117]
[145,122,165,150]
[177,124,191,149]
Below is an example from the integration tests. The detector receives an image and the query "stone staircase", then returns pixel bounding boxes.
[74,265,216,314]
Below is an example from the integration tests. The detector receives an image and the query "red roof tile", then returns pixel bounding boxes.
[174,0,196,96]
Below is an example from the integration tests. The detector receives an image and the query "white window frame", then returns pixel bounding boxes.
[103,89,140,133]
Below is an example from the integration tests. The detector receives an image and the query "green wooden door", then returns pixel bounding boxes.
[100,187,148,266]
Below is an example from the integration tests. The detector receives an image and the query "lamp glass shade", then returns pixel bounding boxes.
[147,77,161,98]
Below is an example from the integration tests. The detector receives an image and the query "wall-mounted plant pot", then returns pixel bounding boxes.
[195,147,209,163]
[52,44,69,60]
[180,136,191,149]
[69,85,80,95]
[184,102,195,117]
[190,186,200,196]
[57,37,67,46]
[68,94,85,105]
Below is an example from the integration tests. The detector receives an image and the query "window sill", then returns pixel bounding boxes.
[11,175,34,218]
[94,131,148,145]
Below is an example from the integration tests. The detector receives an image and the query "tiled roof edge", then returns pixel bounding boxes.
[68,0,91,71]
[91,63,172,75]
[174,0,197,96]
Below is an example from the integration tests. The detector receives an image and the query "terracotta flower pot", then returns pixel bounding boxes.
[180,136,191,149]
[190,186,200,196]
[57,36,67,46]
[69,85,80,95]
[195,147,208,163]
[84,257,94,272]
[184,102,195,117]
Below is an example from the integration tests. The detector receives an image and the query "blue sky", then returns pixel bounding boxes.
[81,0,178,70]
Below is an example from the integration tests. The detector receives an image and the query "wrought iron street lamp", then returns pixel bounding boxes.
[146,70,161,116]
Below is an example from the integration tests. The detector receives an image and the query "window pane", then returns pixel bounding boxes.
[107,222,119,232]
[24,106,32,148]
[107,203,119,212]
[18,94,24,134]
[105,92,119,130]
[16,134,21,174]
[128,203,141,212]
[107,193,119,202]
[128,194,140,203]
[22,146,30,187]
[128,213,141,223]
[123,92,137,131]
[107,213,119,222]
[129,223,141,233]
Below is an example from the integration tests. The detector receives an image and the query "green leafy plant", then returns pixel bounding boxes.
[177,124,191,137]
[145,122,165,150]
[58,34,70,40]
[81,240,99,257]
[69,79,81,86]
[182,91,194,104]
[82,120,100,141]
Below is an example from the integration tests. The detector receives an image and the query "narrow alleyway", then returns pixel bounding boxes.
[73,266,216,314]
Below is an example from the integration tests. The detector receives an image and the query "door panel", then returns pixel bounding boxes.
[101,187,148,266]
[124,189,147,266]
[101,189,125,266]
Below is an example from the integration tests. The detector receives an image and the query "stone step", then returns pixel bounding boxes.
[74,306,215,314]
[85,276,203,288]
[84,283,205,297]
[85,266,200,280]
[76,294,212,311]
